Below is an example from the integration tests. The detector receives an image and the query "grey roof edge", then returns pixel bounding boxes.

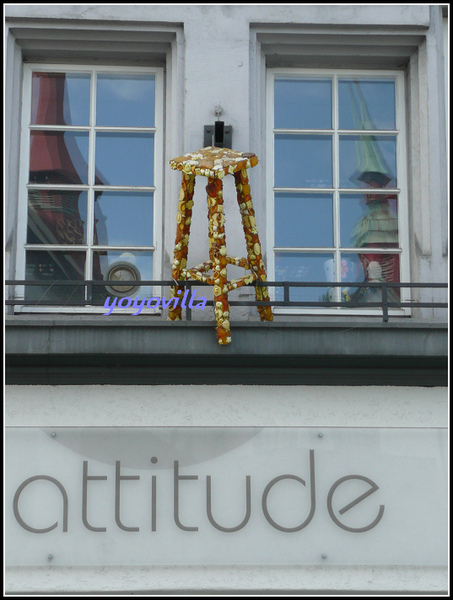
[4,316,448,329]
[5,318,448,359]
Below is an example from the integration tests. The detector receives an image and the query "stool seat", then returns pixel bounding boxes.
[168,146,273,345]
[170,146,258,179]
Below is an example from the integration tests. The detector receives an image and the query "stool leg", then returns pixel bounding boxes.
[206,177,231,345]
[234,170,273,322]
[168,173,195,321]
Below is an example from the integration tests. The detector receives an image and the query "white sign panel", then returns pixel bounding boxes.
[5,427,447,566]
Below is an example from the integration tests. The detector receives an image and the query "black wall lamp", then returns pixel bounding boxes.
[204,120,232,148]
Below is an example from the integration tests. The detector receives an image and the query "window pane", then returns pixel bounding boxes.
[31,72,91,126]
[341,252,400,303]
[338,78,396,130]
[92,250,154,304]
[339,135,397,188]
[27,189,88,245]
[275,134,332,188]
[275,193,333,247]
[94,191,154,247]
[95,132,154,186]
[274,77,332,129]
[96,74,155,127]
[29,131,89,185]
[275,252,334,303]
[25,250,86,303]
[340,193,398,248]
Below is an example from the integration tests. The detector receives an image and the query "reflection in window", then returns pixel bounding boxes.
[92,250,154,304]
[338,78,396,130]
[272,72,402,308]
[340,194,398,248]
[25,67,159,308]
[274,77,332,129]
[275,193,333,247]
[95,132,154,187]
[29,131,89,185]
[339,135,397,189]
[27,190,88,245]
[340,252,400,303]
[31,72,91,126]
[275,252,334,303]
[275,134,332,188]
[25,250,86,304]
[94,191,154,247]
[96,74,155,127]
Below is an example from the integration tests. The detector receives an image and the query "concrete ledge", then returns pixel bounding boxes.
[5,318,447,385]
[5,316,448,356]
[4,565,448,596]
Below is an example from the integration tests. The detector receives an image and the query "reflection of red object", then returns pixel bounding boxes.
[28,72,102,283]
[364,192,397,203]
[359,185,399,284]
[30,74,85,184]
[32,72,66,125]
[358,244,399,283]
[341,259,349,278]
[28,189,85,244]
[30,131,85,184]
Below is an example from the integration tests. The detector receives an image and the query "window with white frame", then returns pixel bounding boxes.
[267,69,408,311]
[17,64,163,309]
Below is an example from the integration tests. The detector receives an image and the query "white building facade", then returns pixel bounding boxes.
[5,4,449,595]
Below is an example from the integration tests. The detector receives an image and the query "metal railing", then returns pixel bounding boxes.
[5,280,448,323]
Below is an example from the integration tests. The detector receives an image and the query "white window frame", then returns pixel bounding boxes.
[15,63,164,314]
[266,68,410,316]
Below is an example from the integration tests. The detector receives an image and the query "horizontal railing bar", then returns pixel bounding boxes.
[5,300,448,309]
[176,300,448,309]
[5,280,448,288]
[5,280,447,321]
[273,248,404,254]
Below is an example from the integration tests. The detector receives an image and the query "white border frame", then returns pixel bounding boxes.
[14,63,164,314]
[266,68,410,317]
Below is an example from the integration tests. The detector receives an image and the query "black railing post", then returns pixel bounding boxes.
[283,282,290,306]
[86,281,93,306]
[185,281,192,321]
[381,283,389,322]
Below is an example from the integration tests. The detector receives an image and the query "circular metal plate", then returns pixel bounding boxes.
[104,261,141,297]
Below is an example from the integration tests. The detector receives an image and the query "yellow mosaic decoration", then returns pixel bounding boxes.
[168,146,273,344]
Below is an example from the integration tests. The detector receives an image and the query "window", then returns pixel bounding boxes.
[16,64,163,310]
[267,69,408,313]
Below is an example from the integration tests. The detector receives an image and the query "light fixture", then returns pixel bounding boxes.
[104,261,141,297]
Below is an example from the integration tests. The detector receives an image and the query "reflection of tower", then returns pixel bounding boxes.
[348,81,399,294]
[93,191,108,246]
[348,80,394,187]
[29,73,103,287]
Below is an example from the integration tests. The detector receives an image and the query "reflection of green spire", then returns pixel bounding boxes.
[349,81,393,186]
[351,198,398,247]
[350,81,376,130]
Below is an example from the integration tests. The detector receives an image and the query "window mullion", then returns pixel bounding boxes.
[85,70,97,295]
[332,74,342,304]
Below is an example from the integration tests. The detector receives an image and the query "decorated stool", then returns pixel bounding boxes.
[168,146,273,344]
